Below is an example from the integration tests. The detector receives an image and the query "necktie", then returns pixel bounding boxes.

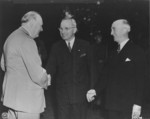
[68,42,71,52]
[117,44,120,53]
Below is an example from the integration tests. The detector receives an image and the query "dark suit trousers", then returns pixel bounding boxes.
[57,102,87,119]
[106,110,132,119]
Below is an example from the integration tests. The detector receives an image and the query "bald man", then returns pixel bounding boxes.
[1,11,51,119]
[46,17,94,119]
[87,19,146,119]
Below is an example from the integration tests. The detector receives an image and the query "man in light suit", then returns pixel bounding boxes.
[46,12,94,119]
[87,19,147,119]
[0,11,51,119]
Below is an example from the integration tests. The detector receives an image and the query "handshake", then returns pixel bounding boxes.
[86,89,96,102]
[42,68,51,89]
[47,74,51,86]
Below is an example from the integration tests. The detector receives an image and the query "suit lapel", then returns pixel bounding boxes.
[110,40,132,63]
[117,40,133,62]
[60,38,83,58]
[71,38,82,59]
[72,38,79,52]
[60,40,71,53]
[61,39,78,54]
[120,40,132,54]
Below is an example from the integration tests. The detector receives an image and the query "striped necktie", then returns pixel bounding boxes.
[68,42,71,52]
[117,44,120,53]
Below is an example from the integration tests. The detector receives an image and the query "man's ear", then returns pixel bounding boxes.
[123,27,130,33]
[128,27,131,32]
[124,25,131,33]
[29,19,35,28]
[73,27,77,34]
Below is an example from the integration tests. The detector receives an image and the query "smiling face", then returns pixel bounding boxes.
[111,19,130,44]
[59,19,77,41]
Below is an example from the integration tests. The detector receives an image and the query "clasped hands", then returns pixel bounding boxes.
[44,74,51,90]
[42,69,51,89]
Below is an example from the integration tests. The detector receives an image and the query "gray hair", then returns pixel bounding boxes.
[121,19,131,32]
[113,19,131,32]
[63,11,77,28]
[21,11,41,23]
[61,18,77,28]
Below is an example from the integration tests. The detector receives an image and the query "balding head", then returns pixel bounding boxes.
[21,11,43,39]
[112,19,131,32]
[21,11,42,24]
[111,19,131,44]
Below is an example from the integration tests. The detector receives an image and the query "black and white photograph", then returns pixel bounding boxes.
[0,0,149,119]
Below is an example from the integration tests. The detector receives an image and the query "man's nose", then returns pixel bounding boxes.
[111,30,113,35]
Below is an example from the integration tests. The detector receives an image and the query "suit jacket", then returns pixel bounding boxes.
[142,48,150,114]
[96,40,146,111]
[91,43,108,88]
[0,27,47,113]
[46,38,93,103]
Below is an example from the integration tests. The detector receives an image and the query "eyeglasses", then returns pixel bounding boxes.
[58,27,76,32]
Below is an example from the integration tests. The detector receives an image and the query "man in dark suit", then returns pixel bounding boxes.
[142,47,150,118]
[87,19,147,119]
[46,14,93,119]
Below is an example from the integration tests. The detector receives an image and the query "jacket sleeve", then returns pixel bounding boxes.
[134,48,147,106]
[46,45,57,80]
[20,38,48,88]
[1,53,5,71]
[94,59,109,95]
[87,45,96,89]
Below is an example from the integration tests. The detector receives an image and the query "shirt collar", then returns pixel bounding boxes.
[20,26,33,39]
[65,37,75,49]
[120,39,129,50]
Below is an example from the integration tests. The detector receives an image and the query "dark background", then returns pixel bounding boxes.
[0,0,149,52]
[0,0,149,118]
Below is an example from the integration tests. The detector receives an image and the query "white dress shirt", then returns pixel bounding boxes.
[119,39,129,50]
[65,37,75,49]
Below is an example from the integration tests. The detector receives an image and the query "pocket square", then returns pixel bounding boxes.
[80,53,86,57]
[125,58,131,62]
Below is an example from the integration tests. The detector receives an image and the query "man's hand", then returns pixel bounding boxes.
[43,74,51,89]
[132,104,141,119]
[41,69,51,89]
[47,74,51,86]
[86,89,96,102]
